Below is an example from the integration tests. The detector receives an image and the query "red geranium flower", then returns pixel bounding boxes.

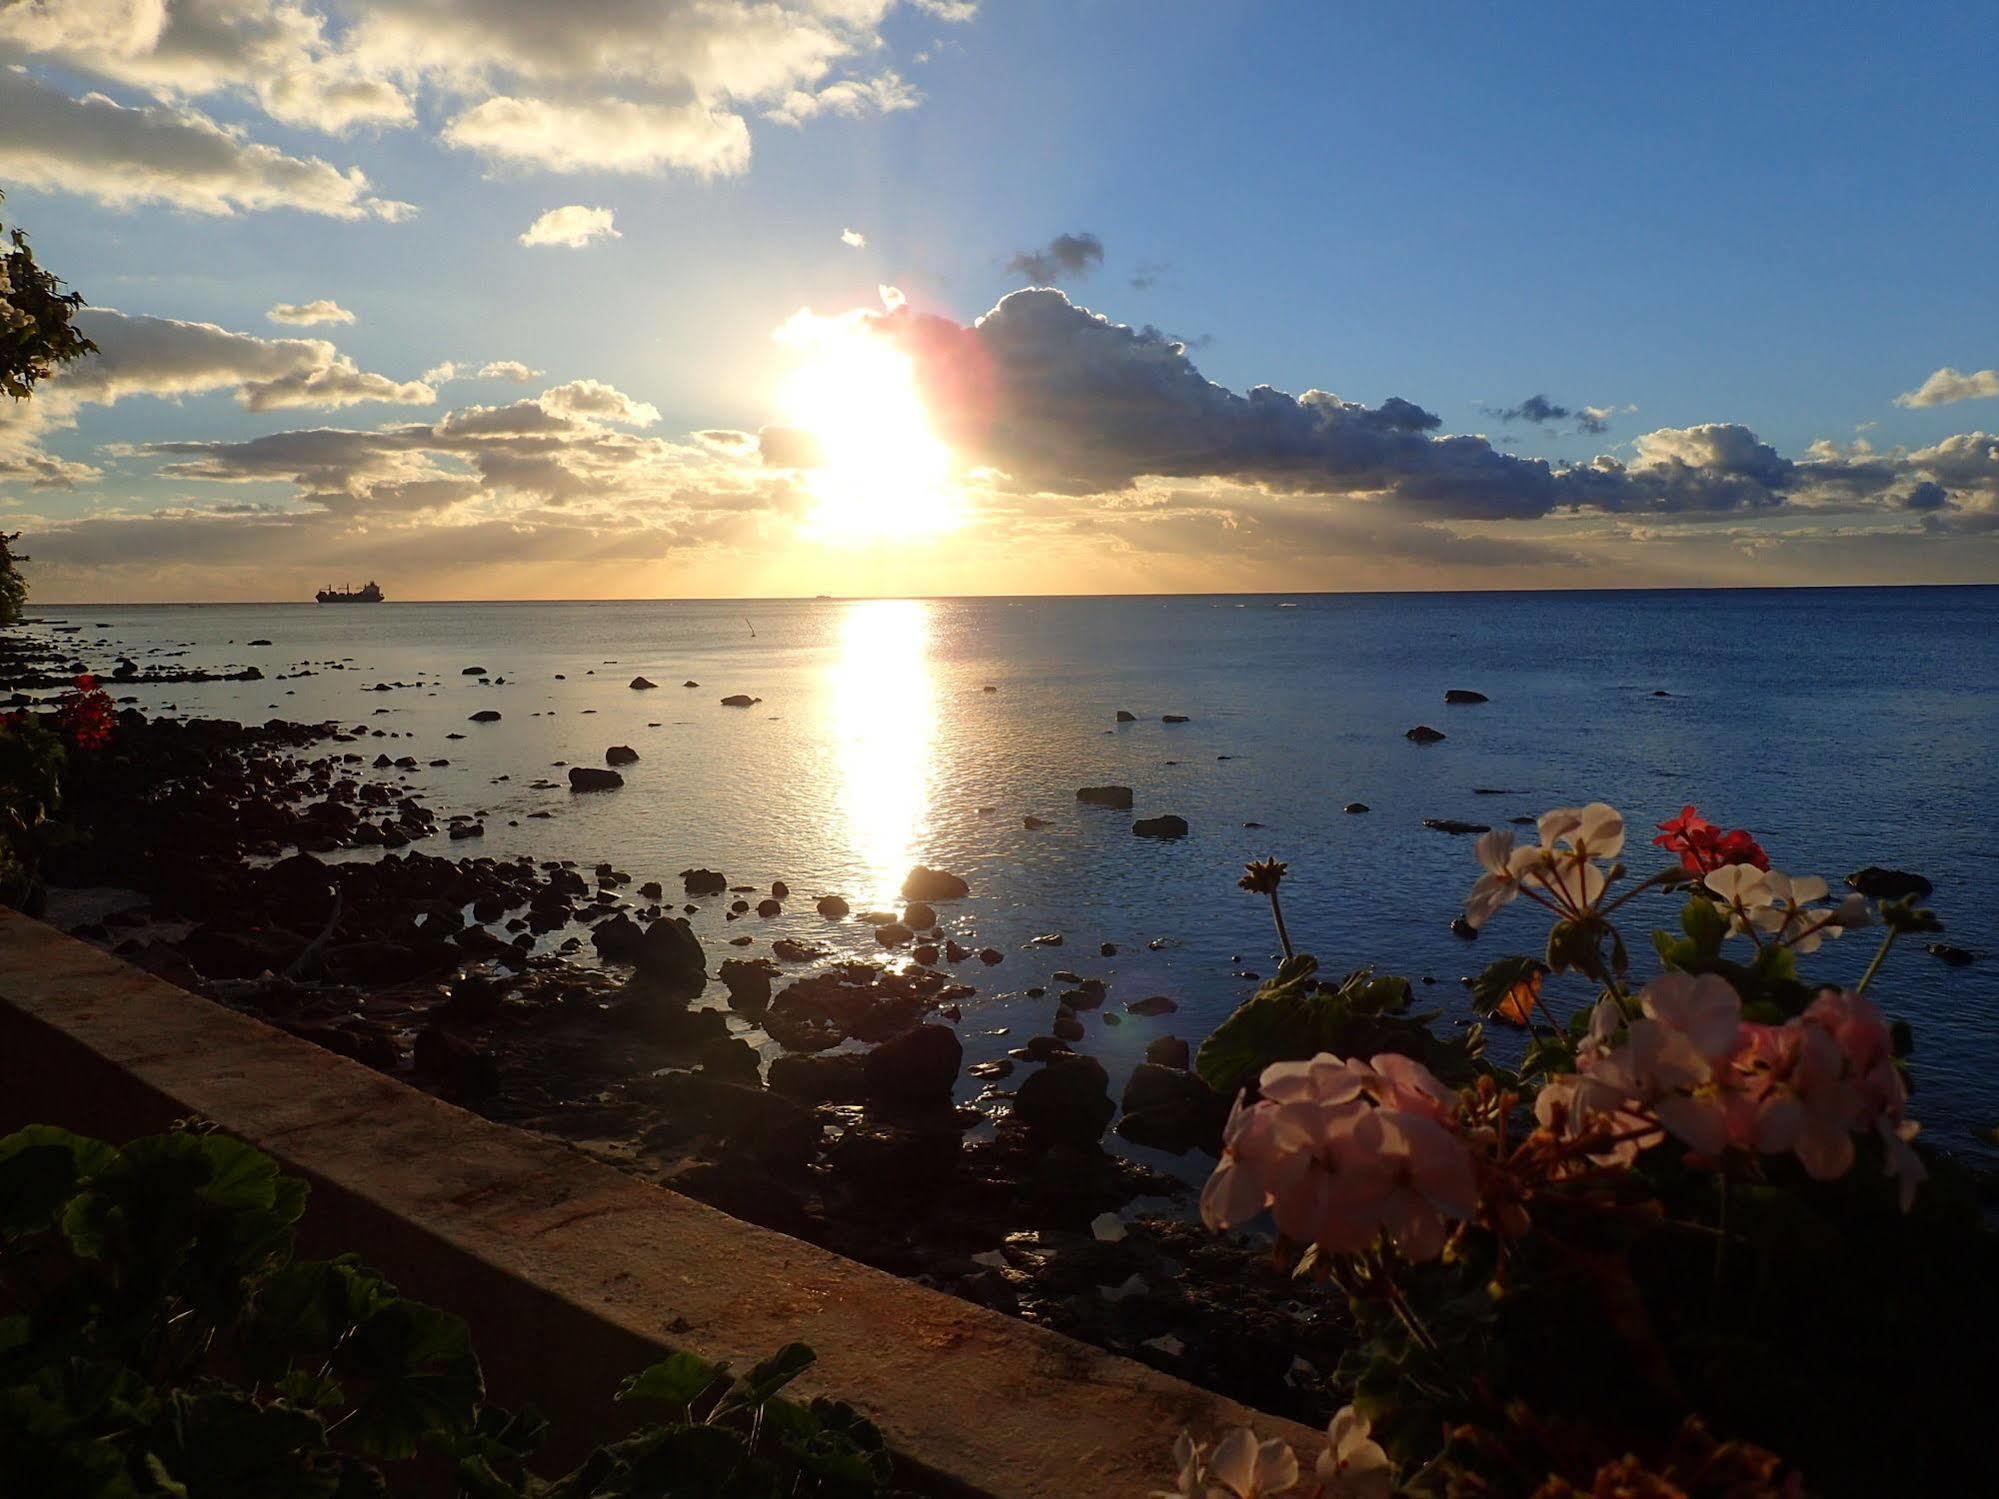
[1653,804,1769,875]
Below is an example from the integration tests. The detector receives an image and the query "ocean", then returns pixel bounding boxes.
[23,587,1999,1161]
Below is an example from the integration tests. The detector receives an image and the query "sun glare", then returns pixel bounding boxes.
[775,304,964,542]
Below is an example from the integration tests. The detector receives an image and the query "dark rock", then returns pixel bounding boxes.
[756,898,782,917]
[874,922,913,947]
[1076,785,1135,810]
[469,710,502,723]
[719,957,779,1014]
[768,1051,868,1103]
[448,822,484,840]
[1444,689,1489,704]
[771,938,828,963]
[697,1036,762,1083]
[1125,994,1177,1016]
[862,1024,963,1107]
[1115,710,1137,723]
[829,1119,960,1182]
[816,894,850,918]
[606,744,639,766]
[1145,1035,1192,1068]
[903,900,936,931]
[680,868,728,896]
[1132,815,1189,839]
[1927,942,1974,967]
[591,912,647,963]
[638,880,663,900]
[1344,802,1370,814]
[462,666,487,676]
[569,766,624,792]
[413,1025,497,1100]
[978,947,1004,965]
[1051,1011,1085,1042]
[1099,941,1119,957]
[720,693,761,707]
[635,916,707,989]
[1010,1052,1114,1148]
[1405,725,1446,743]
[634,1073,819,1167]
[967,1058,1014,1079]
[1117,1062,1227,1153]
[1161,714,1190,724]
[684,680,699,688]
[1023,815,1052,830]
[1423,818,1490,835]
[1846,867,1933,901]
[901,865,970,901]
[1450,915,1479,941]
[911,944,939,965]
[629,676,658,690]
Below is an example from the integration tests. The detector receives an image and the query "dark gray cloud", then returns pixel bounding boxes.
[1490,393,1612,435]
[1005,232,1104,284]
[869,289,1993,526]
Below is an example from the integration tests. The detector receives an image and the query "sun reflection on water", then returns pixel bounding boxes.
[829,599,934,906]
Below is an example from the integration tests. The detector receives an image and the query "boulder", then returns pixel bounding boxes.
[1344,802,1370,814]
[720,693,761,707]
[862,1024,963,1108]
[1125,994,1177,1016]
[1444,688,1489,704]
[468,710,502,723]
[569,766,624,792]
[629,676,658,690]
[756,898,782,917]
[903,900,937,931]
[768,1051,869,1104]
[874,922,913,947]
[590,911,647,963]
[680,867,728,896]
[1116,1063,1227,1154]
[462,666,487,676]
[829,1120,961,1183]
[635,916,707,989]
[606,745,639,765]
[1145,1034,1192,1069]
[1405,724,1446,743]
[633,1074,819,1167]
[816,894,850,918]
[1846,867,1933,901]
[901,864,970,900]
[1132,814,1189,839]
[1075,785,1134,810]
[1115,710,1137,723]
[1161,714,1190,724]
[1927,942,1974,967]
[718,957,779,1014]
[1009,1052,1114,1148]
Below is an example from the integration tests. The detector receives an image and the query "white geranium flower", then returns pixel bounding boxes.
[1162,1428,1298,1498]
[1740,871,1849,952]
[1704,862,1772,918]
[1316,1406,1393,1498]
[1463,828,1551,928]
[1521,802,1626,917]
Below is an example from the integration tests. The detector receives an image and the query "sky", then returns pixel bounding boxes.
[3,0,1998,602]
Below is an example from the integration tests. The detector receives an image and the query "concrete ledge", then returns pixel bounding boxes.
[0,910,1316,1495]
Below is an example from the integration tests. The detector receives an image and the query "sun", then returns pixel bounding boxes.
[774,302,964,542]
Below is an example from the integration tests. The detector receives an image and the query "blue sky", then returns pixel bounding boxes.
[3,1,1997,599]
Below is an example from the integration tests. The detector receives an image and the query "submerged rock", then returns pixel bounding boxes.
[1405,724,1446,743]
[1125,994,1177,1016]
[568,766,624,792]
[720,693,761,707]
[1115,710,1137,723]
[1847,866,1934,901]
[1161,714,1190,724]
[629,676,658,690]
[1344,802,1370,814]
[468,709,502,723]
[816,894,851,918]
[903,900,937,930]
[1076,784,1134,810]
[902,864,969,900]
[1444,688,1489,704]
[1423,818,1489,835]
[1927,942,1974,967]
[1132,814,1189,839]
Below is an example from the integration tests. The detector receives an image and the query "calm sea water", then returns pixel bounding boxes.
[24,588,1999,1160]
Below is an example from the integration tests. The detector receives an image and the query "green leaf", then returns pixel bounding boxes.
[714,1342,815,1418]
[1467,956,1547,1020]
[334,1300,483,1460]
[618,1352,724,1415]
[1680,895,1729,959]
[0,1127,116,1241]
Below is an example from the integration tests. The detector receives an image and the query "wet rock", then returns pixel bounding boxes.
[874,922,914,947]
[629,676,658,690]
[1423,818,1490,835]
[606,745,639,766]
[413,1025,497,1099]
[1076,785,1135,810]
[1405,725,1446,743]
[1344,802,1370,814]
[1145,1035,1192,1069]
[1026,932,1063,948]
[768,1050,868,1103]
[1450,916,1479,941]
[1115,710,1137,723]
[1052,1010,1086,1042]
[903,900,936,931]
[830,1119,961,1183]
[1162,714,1190,724]
[1117,1063,1227,1154]
[1125,994,1177,1016]
[462,666,487,676]
[683,680,699,688]
[771,880,790,898]
[569,766,624,792]
[720,693,762,707]
[911,943,939,965]
[448,822,484,840]
[1023,815,1052,830]
[816,894,850,919]
[1010,1052,1114,1148]
[967,1058,1014,1080]
[755,898,782,917]
[638,880,664,900]
[634,1073,820,1167]
[863,1023,963,1108]
[978,947,1004,965]
[1444,689,1489,704]
[1927,942,1975,967]
[697,1036,762,1083]
[469,709,502,723]
[719,957,779,1014]
[1846,866,1933,901]
[634,916,707,989]
[902,864,970,900]
[1099,942,1119,957]
[771,937,828,963]
[1132,815,1189,839]
[681,867,728,896]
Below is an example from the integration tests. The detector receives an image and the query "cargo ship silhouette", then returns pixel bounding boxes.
[315,581,383,603]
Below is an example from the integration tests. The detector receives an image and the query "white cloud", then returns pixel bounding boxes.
[1895,366,1999,409]
[444,96,751,176]
[518,204,620,249]
[764,70,920,126]
[266,298,355,326]
[911,1,980,18]
[841,227,867,248]
[0,70,413,219]
[539,378,661,427]
[478,360,537,382]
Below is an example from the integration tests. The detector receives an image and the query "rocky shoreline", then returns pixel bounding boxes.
[2,624,1352,1427]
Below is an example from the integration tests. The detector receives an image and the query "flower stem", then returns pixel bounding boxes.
[1268,889,1295,961]
[1855,927,1898,994]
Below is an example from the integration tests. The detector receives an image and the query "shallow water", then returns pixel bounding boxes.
[23,587,1999,1161]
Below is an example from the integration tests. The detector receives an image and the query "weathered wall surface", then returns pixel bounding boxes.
[0,910,1316,1495]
